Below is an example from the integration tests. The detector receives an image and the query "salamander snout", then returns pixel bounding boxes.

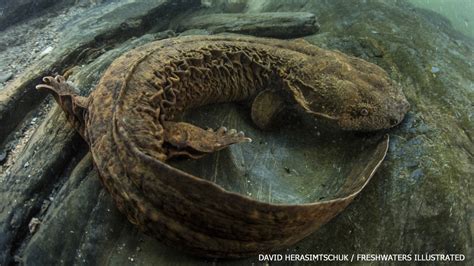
[389,97,410,127]
[336,92,410,131]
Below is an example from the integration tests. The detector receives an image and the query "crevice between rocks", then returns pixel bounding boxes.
[2,133,88,266]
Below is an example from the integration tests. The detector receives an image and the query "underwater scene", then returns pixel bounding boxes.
[0,0,472,265]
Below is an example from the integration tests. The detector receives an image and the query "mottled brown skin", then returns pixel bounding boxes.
[36,35,408,257]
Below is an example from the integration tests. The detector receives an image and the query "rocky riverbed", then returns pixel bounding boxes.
[0,0,472,265]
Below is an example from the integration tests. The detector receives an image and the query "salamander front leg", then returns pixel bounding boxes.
[163,121,251,160]
[251,89,285,130]
[36,75,89,139]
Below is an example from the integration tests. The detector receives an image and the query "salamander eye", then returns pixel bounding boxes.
[360,108,369,116]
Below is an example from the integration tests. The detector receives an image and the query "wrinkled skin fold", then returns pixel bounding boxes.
[36,35,408,257]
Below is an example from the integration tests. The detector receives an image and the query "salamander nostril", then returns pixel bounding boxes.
[401,100,410,112]
[390,118,399,126]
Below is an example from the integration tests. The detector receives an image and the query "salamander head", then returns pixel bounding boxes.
[290,52,410,131]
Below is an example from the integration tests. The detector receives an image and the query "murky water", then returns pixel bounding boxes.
[409,0,474,38]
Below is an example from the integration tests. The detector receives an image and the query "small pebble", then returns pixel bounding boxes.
[28,217,41,234]
[39,46,53,57]
[431,66,440,73]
